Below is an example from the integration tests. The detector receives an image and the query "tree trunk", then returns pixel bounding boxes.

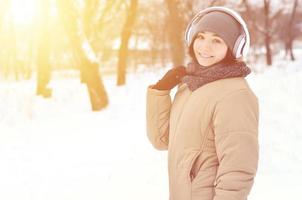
[286,0,298,61]
[56,0,108,111]
[36,0,52,97]
[264,0,272,66]
[117,0,138,86]
[165,0,185,67]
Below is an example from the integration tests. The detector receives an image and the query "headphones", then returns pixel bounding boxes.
[184,6,250,59]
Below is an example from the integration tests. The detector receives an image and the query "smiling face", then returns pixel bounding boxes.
[193,31,228,67]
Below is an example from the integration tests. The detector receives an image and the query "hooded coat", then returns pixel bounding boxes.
[146,77,259,200]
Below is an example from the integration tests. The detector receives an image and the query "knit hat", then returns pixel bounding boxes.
[189,11,242,52]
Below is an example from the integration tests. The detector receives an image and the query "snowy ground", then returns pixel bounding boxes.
[0,54,302,200]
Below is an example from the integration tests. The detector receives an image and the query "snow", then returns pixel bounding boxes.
[0,53,302,200]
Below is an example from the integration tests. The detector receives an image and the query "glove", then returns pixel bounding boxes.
[151,66,187,90]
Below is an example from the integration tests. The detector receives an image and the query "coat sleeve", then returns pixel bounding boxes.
[212,89,259,200]
[146,85,171,150]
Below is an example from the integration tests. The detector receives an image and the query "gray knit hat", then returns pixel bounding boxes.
[190,11,242,51]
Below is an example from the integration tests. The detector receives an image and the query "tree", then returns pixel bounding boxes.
[36,0,52,97]
[165,0,185,67]
[241,0,282,66]
[284,0,299,61]
[117,0,138,86]
[0,0,18,80]
[56,0,109,111]
[263,0,273,66]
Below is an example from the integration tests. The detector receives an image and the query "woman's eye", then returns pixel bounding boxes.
[213,39,221,43]
[197,35,204,39]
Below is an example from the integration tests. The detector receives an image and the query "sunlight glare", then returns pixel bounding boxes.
[10,0,37,26]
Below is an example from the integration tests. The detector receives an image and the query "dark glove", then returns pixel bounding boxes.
[152,66,187,90]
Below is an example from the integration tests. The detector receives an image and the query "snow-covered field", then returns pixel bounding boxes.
[0,54,302,200]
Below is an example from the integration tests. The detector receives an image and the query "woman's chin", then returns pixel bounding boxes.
[196,59,215,67]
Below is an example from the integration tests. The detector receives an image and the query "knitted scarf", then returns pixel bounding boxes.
[181,60,251,91]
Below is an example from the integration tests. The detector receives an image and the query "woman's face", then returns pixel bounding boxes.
[193,31,228,67]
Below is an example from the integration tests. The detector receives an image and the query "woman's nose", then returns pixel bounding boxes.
[201,40,212,52]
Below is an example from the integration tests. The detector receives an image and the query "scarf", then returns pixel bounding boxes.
[181,60,251,91]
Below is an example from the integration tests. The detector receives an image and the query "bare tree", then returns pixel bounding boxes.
[263,0,273,65]
[117,0,138,86]
[241,0,282,66]
[284,0,299,61]
[97,0,124,38]
[56,0,108,111]
[165,0,185,67]
[36,0,52,97]
[0,0,18,80]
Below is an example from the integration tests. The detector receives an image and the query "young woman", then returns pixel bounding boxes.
[146,6,259,200]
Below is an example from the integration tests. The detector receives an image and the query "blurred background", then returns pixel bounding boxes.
[0,0,301,199]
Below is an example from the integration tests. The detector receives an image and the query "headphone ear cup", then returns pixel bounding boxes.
[233,34,246,58]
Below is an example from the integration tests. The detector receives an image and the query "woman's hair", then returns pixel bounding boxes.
[187,37,240,65]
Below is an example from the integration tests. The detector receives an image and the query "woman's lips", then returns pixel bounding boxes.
[198,52,213,58]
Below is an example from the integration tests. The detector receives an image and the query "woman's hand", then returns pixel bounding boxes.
[151,66,187,90]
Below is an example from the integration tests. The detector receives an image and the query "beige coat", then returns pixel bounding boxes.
[146,77,259,200]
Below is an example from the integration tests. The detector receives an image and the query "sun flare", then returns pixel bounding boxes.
[10,0,37,26]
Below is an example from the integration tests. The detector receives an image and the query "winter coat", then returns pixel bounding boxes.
[146,77,259,200]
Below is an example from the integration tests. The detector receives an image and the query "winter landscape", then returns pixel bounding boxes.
[1,50,302,199]
[1,0,302,199]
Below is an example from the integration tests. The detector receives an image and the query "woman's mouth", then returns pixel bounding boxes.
[198,52,213,59]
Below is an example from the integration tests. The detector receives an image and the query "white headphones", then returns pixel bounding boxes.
[184,6,250,59]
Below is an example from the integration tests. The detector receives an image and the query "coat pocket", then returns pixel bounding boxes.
[189,151,218,184]
[188,151,202,183]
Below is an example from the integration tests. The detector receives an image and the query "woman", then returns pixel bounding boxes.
[146,6,259,200]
